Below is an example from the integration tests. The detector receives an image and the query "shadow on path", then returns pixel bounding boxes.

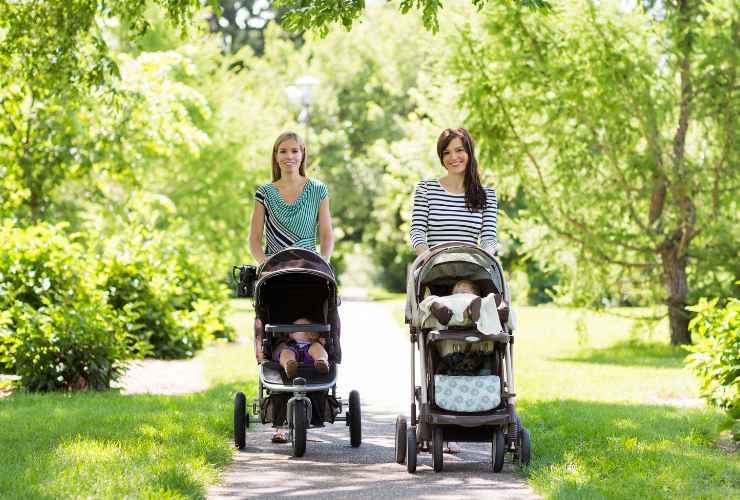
[209,298,537,499]
[209,406,534,499]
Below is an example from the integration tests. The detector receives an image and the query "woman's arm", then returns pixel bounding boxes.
[318,197,334,261]
[414,244,429,256]
[248,201,268,264]
[410,181,429,255]
[480,188,498,254]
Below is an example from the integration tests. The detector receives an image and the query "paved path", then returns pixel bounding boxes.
[116,358,207,395]
[208,295,539,499]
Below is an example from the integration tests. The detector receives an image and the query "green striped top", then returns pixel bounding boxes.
[255,178,329,255]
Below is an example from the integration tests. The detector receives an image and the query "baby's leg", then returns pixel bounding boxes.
[467,296,482,322]
[308,341,328,361]
[275,342,298,378]
[308,342,329,373]
[430,300,453,325]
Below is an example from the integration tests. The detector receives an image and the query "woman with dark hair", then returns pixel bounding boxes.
[410,127,498,256]
[409,128,499,454]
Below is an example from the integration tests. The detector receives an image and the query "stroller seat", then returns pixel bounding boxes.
[260,360,337,387]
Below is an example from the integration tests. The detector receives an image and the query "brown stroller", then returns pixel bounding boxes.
[395,242,531,472]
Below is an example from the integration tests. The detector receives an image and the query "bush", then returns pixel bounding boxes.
[0,223,130,391]
[685,296,739,434]
[100,225,234,359]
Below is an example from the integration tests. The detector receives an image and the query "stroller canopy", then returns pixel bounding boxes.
[405,242,508,324]
[258,247,335,279]
[254,247,338,323]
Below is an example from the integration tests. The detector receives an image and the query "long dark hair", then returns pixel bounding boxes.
[271,132,307,181]
[436,127,487,212]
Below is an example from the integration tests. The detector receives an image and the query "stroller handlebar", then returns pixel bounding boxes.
[264,323,331,334]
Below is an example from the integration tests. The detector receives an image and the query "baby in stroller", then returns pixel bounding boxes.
[232,248,362,457]
[274,318,330,378]
[397,243,530,473]
[419,279,512,335]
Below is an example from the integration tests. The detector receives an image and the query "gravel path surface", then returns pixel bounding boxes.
[208,294,540,499]
[116,358,207,395]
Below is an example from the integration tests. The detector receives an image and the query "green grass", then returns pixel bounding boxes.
[508,306,740,498]
[0,302,257,500]
[1,301,737,499]
[366,287,406,302]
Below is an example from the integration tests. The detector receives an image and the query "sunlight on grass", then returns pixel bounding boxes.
[512,306,700,405]
[561,339,690,368]
[0,388,236,499]
[507,305,739,499]
[0,302,259,499]
[385,299,738,498]
[0,301,736,499]
[202,301,257,387]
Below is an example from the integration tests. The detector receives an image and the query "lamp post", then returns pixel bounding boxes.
[286,75,319,148]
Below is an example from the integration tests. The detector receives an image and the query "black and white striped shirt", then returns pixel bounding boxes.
[410,180,497,253]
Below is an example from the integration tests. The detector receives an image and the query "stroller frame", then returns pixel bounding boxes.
[232,248,362,457]
[396,242,531,473]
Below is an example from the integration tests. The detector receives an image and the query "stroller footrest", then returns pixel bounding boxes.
[423,411,510,427]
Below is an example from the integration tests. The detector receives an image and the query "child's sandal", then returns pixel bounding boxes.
[285,359,298,379]
[314,359,329,374]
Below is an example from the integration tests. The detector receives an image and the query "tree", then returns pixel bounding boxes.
[207,0,303,55]
[453,0,738,344]
[0,0,213,221]
[275,0,550,35]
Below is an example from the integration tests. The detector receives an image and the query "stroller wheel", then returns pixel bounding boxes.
[394,415,407,464]
[234,392,247,449]
[291,399,308,458]
[349,390,362,447]
[432,426,443,473]
[519,426,531,466]
[492,427,505,472]
[407,428,417,473]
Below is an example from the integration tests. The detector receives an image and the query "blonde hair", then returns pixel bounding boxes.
[271,132,307,181]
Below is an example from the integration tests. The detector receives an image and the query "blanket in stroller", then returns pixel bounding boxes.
[418,293,510,334]
[434,374,501,412]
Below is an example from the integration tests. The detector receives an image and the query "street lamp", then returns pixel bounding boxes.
[286,75,319,148]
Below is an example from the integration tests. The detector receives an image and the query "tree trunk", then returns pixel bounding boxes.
[659,241,692,345]
[657,0,694,346]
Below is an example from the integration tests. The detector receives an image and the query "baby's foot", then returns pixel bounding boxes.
[468,296,482,322]
[314,359,329,374]
[493,293,509,323]
[285,359,298,379]
[497,303,509,324]
[430,302,453,325]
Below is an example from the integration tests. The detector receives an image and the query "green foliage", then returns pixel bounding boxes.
[0,224,130,391]
[452,0,739,339]
[207,0,303,55]
[0,303,255,498]
[0,0,222,226]
[101,220,235,359]
[276,0,550,35]
[686,296,740,421]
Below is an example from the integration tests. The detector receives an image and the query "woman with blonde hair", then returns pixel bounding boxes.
[249,131,334,264]
[248,131,334,443]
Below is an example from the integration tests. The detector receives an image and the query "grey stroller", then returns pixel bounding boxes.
[395,242,531,472]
